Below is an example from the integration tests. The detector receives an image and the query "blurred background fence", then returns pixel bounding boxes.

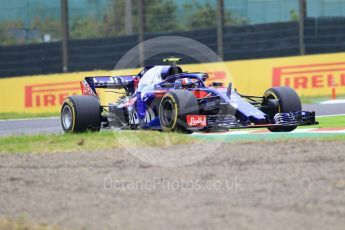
[0,0,345,77]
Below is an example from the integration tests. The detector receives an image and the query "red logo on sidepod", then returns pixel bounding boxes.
[186,115,207,127]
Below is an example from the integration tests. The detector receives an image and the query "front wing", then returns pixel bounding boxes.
[186,111,317,131]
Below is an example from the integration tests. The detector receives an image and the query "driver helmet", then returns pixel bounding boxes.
[174,78,195,89]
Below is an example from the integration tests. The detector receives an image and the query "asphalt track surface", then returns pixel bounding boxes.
[1,103,345,136]
[0,117,61,136]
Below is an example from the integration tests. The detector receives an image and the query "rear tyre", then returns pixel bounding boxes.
[61,95,101,133]
[159,90,199,133]
[264,86,301,132]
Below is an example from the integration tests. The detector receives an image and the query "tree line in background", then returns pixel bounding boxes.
[0,0,247,45]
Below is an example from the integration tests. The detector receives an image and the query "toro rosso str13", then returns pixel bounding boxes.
[61,58,317,133]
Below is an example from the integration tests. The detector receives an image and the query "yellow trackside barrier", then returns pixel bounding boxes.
[1,52,345,114]
[0,70,133,114]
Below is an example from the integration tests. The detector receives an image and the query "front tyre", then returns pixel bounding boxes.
[61,96,101,133]
[264,86,301,132]
[159,90,199,133]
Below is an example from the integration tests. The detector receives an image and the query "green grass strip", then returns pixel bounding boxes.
[0,116,344,154]
[0,131,195,154]
[310,115,345,128]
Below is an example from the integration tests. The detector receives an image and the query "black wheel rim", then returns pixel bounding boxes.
[161,100,174,126]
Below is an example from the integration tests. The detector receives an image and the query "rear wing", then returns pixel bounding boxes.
[81,76,138,96]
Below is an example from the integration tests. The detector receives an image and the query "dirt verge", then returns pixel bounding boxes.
[1,140,345,230]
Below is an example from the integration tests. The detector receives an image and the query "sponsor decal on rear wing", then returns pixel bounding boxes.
[85,76,136,88]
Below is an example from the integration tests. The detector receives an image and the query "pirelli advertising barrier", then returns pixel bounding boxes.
[1,52,345,113]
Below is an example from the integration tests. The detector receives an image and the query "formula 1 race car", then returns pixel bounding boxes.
[61,58,317,133]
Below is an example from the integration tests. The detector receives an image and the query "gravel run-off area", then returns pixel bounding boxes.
[1,140,345,230]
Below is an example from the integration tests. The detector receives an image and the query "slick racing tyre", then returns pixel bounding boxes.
[61,95,101,133]
[263,86,301,132]
[159,90,199,133]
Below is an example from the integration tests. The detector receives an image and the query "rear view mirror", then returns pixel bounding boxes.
[202,74,209,82]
